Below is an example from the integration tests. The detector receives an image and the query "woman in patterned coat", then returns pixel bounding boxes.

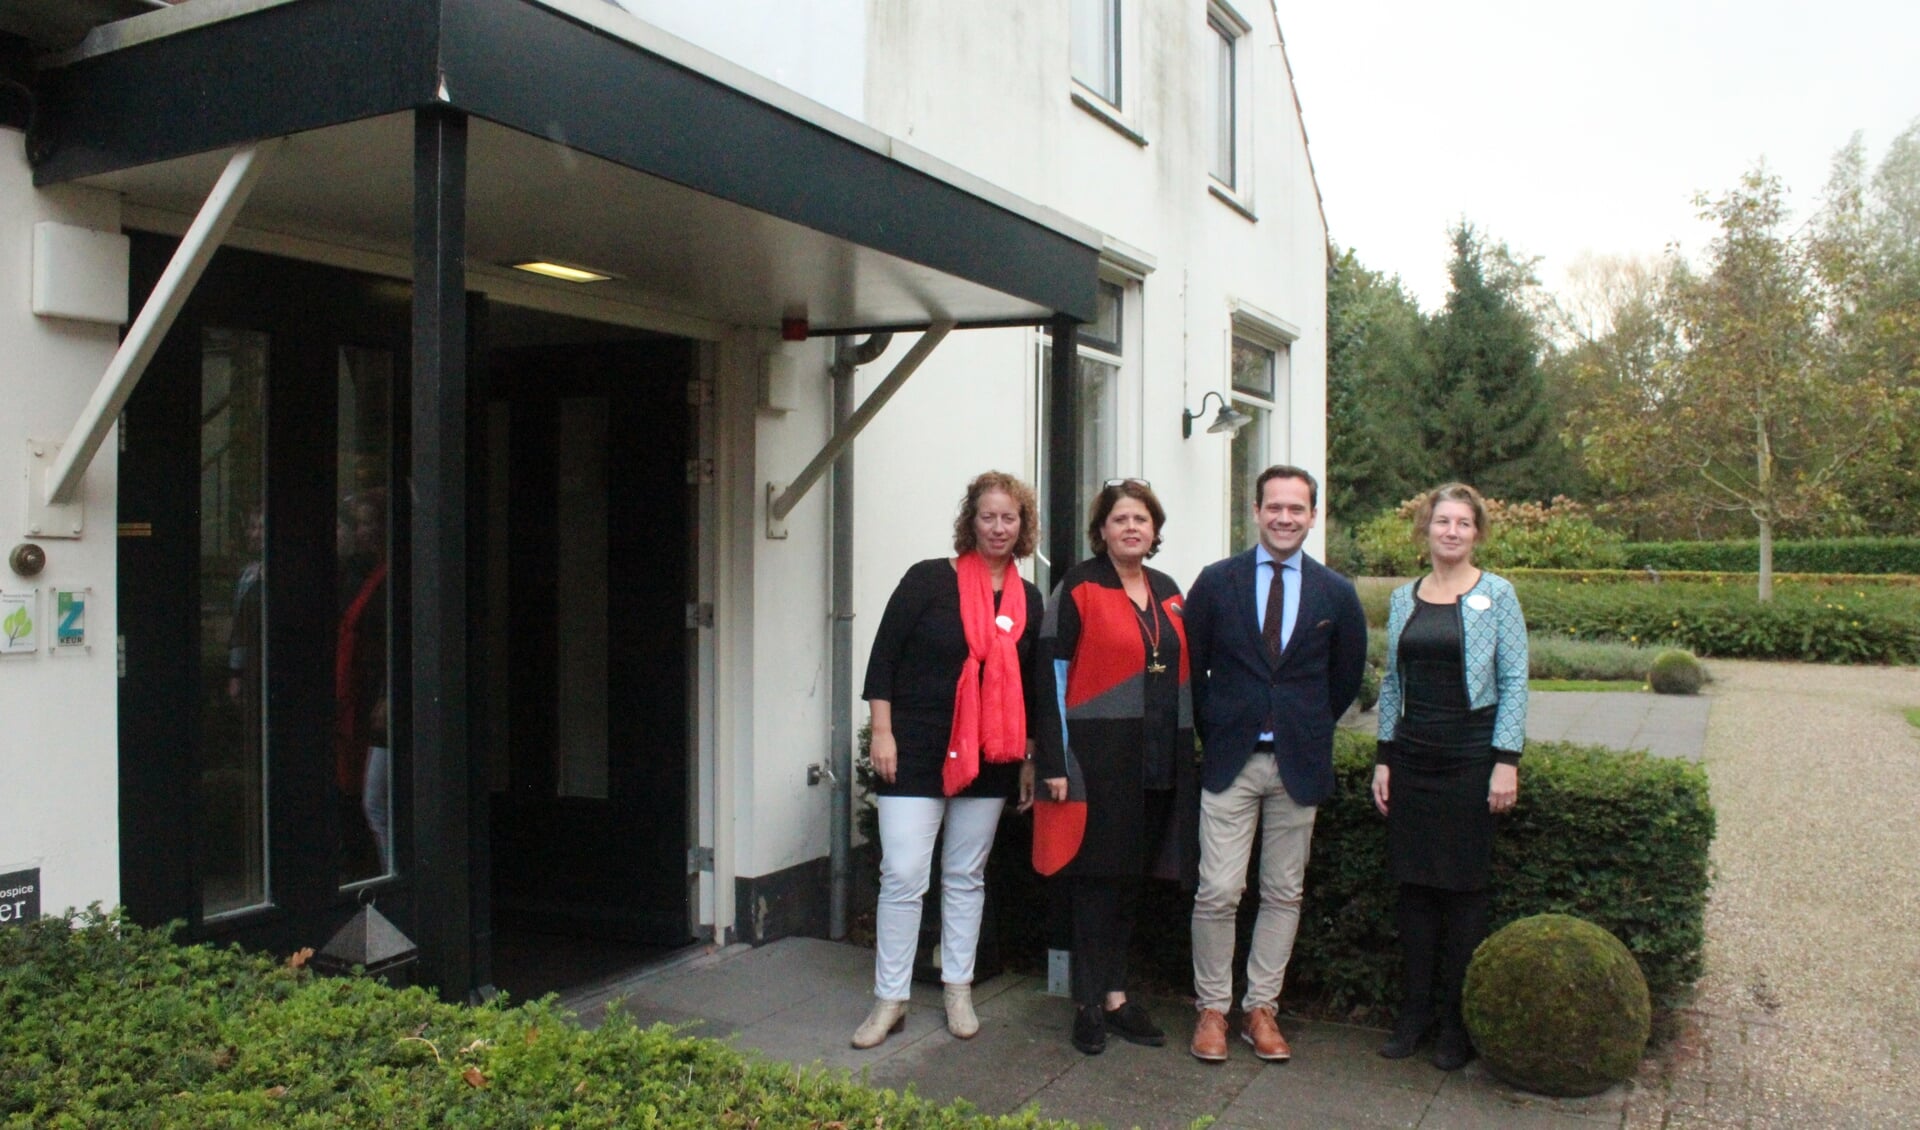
[1035,480,1198,1057]
[1369,482,1528,1071]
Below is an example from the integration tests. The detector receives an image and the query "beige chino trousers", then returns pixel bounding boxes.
[1190,752,1317,1014]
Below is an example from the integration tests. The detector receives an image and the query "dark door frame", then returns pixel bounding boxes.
[117,237,415,957]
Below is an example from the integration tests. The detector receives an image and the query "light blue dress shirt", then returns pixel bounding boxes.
[1253,544,1302,742]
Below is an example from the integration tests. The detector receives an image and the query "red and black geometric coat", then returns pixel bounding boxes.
[1033,554,1199,884]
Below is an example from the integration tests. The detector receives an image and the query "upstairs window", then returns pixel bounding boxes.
[1071,0,1122,106]
[1205,11,1239,187]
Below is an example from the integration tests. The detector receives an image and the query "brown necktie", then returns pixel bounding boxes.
[1262,561,1285,660]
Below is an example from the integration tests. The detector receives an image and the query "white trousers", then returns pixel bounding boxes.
[873,795,1006,1002]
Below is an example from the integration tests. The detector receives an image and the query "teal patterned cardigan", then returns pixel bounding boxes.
[1375,571,1529,760]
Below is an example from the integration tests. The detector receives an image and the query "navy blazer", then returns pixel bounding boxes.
[1185,549,1369,803]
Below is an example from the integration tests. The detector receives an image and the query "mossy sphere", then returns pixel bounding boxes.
[1647,649,1705,695]
[1462,913,1650,1096]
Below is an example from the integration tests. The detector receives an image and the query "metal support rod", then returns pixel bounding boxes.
[827,338,857,939]
[769,321,953,523]
[46,140,279,506]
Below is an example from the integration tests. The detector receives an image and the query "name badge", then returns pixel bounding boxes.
[1465,593,1492,611]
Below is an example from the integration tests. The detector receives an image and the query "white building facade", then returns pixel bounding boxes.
[0,0,1325,999]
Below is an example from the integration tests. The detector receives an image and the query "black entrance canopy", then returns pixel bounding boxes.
[29,0,1100,334]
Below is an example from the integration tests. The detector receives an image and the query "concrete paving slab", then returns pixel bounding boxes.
[1348,687,1711,761]
[576,938,1636,1128]
[1220,1064,1435,1127]
[1525,690,1710,760]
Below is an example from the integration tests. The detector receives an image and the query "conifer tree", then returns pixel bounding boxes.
[1416,224,1554,499]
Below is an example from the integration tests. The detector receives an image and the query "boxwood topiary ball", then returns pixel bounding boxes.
[1462,913,1650,1096]
[1648,648,1705,694]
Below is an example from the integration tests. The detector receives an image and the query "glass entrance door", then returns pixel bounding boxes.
[118,238,412,956]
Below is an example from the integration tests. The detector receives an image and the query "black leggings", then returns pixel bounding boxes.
[1396,882,1490,1027]
[1069,876,1140,1008]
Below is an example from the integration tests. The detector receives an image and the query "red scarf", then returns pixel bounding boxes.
[943,551,1028,795]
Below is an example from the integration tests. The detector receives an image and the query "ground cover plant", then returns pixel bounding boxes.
[0,910,1084,1130]
[1527,635,1666,683]
[1530,679,1645,692]
[981,733,1713,1020]
[1516,578,1920,663]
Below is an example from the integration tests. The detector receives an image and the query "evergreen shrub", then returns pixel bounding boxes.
[1463,914,1650,1096]
[0,909,1080,1130]
[1647,650,1706,695]
[983,732,1712,1017]
[1517,578,1920,663]
[1623,536,1920,576]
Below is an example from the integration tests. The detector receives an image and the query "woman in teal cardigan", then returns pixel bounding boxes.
[1369,483,1528,1071]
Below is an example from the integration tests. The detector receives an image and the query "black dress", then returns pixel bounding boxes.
[862,558,1045,799]
[1387,597,1497,891]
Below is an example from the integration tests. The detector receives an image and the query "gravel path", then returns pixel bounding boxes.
[1628,660,1920,1128]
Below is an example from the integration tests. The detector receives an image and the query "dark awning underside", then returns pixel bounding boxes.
[30,0,1100,333]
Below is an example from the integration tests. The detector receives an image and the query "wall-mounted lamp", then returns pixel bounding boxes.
[1182,390,1252,439]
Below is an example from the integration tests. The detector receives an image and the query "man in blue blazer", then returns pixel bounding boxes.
[1183,465,1367,1063]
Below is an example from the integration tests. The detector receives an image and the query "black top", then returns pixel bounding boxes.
[1398,597,1496,754]
[863,558,1046,798]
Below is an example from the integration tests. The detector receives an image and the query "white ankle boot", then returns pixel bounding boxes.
[944,982,979,1039]
[850,997,908,1049]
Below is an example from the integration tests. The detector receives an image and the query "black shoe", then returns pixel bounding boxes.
[1104,1001,1167,1047]
[1072,1005,1108,1055]
[1378,1011,1432,1059]
[1431,1024,1473,1071]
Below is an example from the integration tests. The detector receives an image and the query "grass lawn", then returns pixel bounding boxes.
[1906,706,1920,729]
[1531,678,1648,693]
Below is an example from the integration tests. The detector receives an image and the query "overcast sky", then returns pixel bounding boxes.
[1277,2,1920,311]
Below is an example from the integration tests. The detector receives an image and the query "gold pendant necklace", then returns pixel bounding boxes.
[1134,599,1167,675]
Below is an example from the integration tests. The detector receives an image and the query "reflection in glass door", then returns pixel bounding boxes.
[337,346,395,887]
[198,328,270,919]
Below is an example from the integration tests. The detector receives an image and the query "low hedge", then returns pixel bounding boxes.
[982,732,1712,1017]
[1623,536,1920,575]
[1516,578,1920,663]
[1508,567,1920,590]
[0,910,1080,1130]
[1527,635,1665,683]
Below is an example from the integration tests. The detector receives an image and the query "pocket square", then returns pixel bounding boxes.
[1314,619,1332,630]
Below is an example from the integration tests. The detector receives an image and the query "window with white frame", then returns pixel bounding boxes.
[1205,2,1253,198]
[1038,278,1132,585]
[1071,0,1122,107]
[1228,331,1291,550]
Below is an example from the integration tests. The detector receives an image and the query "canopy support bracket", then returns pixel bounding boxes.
[38,140,279,525]
[764,320,954,539]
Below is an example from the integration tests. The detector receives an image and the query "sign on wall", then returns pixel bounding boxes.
[0,590,37,655]
[0,869,39,927]
[53,587,89,652]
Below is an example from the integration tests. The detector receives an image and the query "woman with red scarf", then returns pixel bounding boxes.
[1035,479,1198,1056]
[853,471,1045,1049]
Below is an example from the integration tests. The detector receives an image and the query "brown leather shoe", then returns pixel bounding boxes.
[1241,1004,1292,1062]
[1189,1007,1229,1062]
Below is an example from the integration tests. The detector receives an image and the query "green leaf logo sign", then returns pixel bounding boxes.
[3,604,30,646]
